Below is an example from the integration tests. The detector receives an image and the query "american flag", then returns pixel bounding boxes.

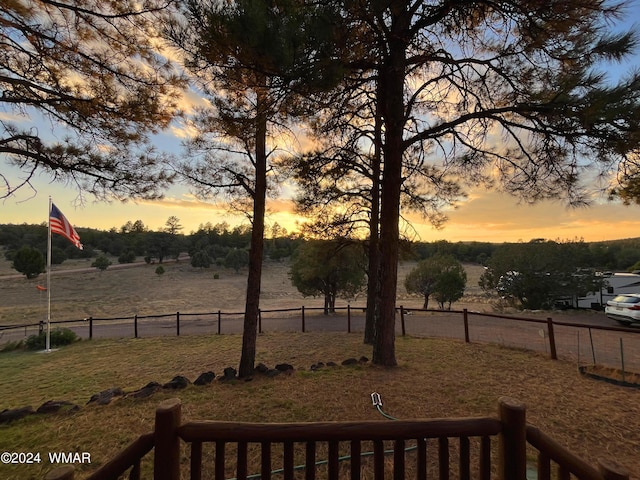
[50,203,83,250]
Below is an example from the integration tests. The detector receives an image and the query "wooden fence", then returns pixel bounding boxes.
[4,305,639,372]
[44,397,628,480]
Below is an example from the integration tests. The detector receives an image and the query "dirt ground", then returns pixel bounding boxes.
[0,257,492,325]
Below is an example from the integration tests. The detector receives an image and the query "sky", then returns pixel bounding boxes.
[2,3,640,243]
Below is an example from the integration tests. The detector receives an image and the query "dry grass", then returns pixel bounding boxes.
[1,332,639,479]
[2,255,638,479]
[0,255,490,326]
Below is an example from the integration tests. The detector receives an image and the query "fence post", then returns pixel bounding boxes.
[498,397,527,480]
[45,466,74,480]
[400,306,406,336]
[134,315,138,339]
[176,312,180,337]
[258,309,262,334]
[89,317,93,340]
[347,304,351,333]
[154,398,182,480]
[217,310,221,335]
[463,309,470,343]
[301,306,306,333]
[598,459,629,480]
[546,317,557,360]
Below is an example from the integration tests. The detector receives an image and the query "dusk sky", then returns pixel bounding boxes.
[2,2,640,243]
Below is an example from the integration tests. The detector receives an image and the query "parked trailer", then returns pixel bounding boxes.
[577,272,640,309]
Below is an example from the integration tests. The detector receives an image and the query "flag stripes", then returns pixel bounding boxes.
[50,203,83,250]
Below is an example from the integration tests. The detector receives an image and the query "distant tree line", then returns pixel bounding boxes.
[411,238,640,272]
[0,219,302,275]
[4,220,640,312]
[3,220,640,274]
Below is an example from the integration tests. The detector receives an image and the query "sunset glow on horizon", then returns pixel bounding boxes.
[3,178,640,244]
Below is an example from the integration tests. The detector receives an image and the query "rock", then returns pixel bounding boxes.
[87,387,124,405]
[0,406,35,424]
[163,376,190,390]
[36,400,78,415]
[142,381,161,390]
[127,383,161,399]
[266,369,282,377]
[275,363,294,373]
[326,361,338,367]
[341,358,358,366]
[194,371,216,386]
[219,367,237,381]
[359,356,369,363]
[255,363,270,374]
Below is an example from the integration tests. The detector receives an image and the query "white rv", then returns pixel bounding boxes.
[577,272,640,309]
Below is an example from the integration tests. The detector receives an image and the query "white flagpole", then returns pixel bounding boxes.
[46,196,52,352]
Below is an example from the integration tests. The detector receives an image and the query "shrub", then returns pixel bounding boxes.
[12,246,46,279]
[25,328,80,350]
[191,250,212,269]
[118,250,136,264]
[91,254,112,271]
[155,265,165,276]
[213,273,220,279]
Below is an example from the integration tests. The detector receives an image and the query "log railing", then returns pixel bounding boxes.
[44,397,629,480]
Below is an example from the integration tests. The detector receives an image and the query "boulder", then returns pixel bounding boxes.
[87,387,124,405]
[254,363,270,374]
[194,371,216,386]
[36,400,78,415]
[341,358,358,366]
[163,376,190,390]
[275,363,294,373]
[127,382,161,399]
[219,367,237,381]
[0,406,35,424]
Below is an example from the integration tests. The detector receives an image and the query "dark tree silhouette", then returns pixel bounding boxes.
[1,1,185,199]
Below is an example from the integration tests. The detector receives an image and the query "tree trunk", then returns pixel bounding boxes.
[364,80,383,345]
[372,7,408,367]
[238,89,268,378]
[324,291,330,315]
[423,295,429,309]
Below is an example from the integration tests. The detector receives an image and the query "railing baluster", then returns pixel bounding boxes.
[350,440,361,480]
[261,442,272,480]
[190,442,202,480]
[460,436,470,480]
[394,439,405,479]
[439,437,449,480]
[283,441,294,480]
[538,451,551,480]
[373,440,384,480]
[558,464,571,480]
[305,441,316,480]
[215,442,225,480]
[417,438,427,480]
[236,441,247,480]
[479,436,491,480]
[328,440,340,479]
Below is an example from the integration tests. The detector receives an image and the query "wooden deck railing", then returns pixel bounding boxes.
[44,397,629,480]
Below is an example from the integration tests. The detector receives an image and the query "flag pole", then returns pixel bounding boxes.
[46,196,52,352]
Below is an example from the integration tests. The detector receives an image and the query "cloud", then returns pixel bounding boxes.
[410,188,640,242]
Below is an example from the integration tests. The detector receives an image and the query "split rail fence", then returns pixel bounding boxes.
[2,305,639,373]
[44,397,629,480]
